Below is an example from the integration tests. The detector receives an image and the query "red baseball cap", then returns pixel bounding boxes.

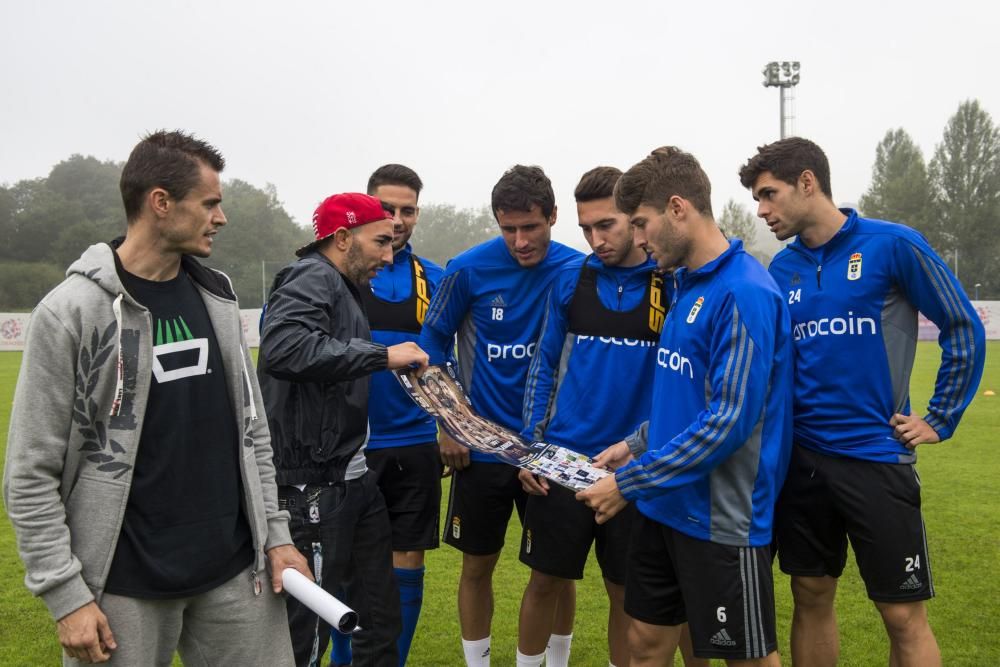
[296,192,393,257]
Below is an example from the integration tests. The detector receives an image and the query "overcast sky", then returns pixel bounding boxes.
[2,0,997,255]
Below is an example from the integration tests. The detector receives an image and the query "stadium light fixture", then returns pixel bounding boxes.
[762,61,800,139]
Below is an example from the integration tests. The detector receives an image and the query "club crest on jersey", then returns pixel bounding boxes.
[451,516,461,539]
[847,252,863,281]
[686,296,705,324]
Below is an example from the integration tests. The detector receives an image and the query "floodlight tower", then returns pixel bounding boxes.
[762,61,800,139]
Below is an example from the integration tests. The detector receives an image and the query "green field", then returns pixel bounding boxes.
[1,343,998,665]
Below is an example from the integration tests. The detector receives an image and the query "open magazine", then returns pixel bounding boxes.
[393,363,609,491]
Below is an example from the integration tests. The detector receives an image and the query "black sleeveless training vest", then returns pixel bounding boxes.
[360,255,432,333]
[566,262,666,341]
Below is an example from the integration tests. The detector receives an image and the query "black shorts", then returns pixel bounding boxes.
[519,482,634,583]
[443,461,526,556]
[625,513,777,660]
[365,443,443,552]
[775,445,934,602]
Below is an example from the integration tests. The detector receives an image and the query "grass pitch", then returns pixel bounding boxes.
[1,342,997,665]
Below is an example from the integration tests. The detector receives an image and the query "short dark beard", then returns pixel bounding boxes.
[344,241,370,286]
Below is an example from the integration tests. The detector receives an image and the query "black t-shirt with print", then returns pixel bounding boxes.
[104,260,252,598]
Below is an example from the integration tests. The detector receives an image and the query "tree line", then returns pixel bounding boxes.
[0,159,496,309]
[859,100,999,299]
[2,98,996,309]
[721,99,999,299]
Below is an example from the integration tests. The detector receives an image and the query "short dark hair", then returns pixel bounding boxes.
[491,165,555,220]
[738,137,833,198]
[574,166,622,203]
[120,130,225,222]
[614,146,713,217]
[367,163,424,198]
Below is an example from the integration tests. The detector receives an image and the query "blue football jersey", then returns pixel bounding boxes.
[617,241,793,547]
[522,254,666,457]
[768,210,985,463]
[419,237,583,463]
[365,244,444,449]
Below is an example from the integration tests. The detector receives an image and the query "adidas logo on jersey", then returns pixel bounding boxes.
[491,294,506,308]
[899,574,922,591]
[709,628,737,647]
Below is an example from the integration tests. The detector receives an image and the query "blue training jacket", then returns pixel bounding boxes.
[616,240,793,547]
[768,209,985,464]
[367,244,445,450]
[419,237,583,463]
[522,254,666,457]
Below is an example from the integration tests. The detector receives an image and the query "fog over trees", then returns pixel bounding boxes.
[2,98,996,309]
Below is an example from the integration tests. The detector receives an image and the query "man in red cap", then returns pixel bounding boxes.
[258,192,429,667]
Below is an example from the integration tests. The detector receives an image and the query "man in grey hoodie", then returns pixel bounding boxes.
[3,130,310,665]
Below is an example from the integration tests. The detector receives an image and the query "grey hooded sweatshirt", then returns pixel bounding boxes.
[3,242,292,622]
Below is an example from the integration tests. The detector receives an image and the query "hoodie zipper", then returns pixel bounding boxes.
[597,258,646,310]
[109,294,126,417]
[200,274,265,575]
[230,298,264,574]
[250,569,262,596]
[788,245,824,291]
[787,213,856,290]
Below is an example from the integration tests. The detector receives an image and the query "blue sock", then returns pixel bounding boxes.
[330,626,352,666]
[395,566,425,666]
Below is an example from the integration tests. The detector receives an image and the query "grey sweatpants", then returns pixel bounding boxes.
[64,566,294,666]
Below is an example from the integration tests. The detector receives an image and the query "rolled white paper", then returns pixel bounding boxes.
[282,568,360,634]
